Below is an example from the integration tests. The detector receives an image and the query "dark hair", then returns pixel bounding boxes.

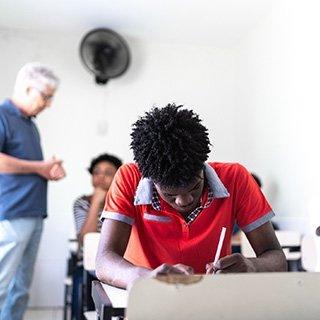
[130,103,211,187]
[88,153,122,174]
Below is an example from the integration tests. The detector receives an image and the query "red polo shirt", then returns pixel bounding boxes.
[102,162,274,273]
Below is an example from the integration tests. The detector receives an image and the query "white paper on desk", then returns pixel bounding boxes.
[102,283,128,308]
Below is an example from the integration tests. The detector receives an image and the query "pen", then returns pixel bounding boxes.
[213,227,227,266]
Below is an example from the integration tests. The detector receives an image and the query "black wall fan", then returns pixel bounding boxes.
[80,28,130,85]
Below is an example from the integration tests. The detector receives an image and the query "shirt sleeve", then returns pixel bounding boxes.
[101,164,140,225]
[234,164,274,233]
[73,196,90,235]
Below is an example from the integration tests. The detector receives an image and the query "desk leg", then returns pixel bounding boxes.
[91,281,113,320]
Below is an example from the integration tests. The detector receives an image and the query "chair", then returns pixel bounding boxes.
[79,232,101,318]
[64,232,100,320]
[63,239,79,320]
[301,234,320,271]
[83,232,100,271]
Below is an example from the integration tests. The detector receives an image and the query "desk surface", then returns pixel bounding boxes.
[94,272,320,320]
[127,273,320,320]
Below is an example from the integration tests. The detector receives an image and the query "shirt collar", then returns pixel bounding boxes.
[3,99,31,119]
[134,163,229,206]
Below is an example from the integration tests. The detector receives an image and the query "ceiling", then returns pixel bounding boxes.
[0,0,277,47]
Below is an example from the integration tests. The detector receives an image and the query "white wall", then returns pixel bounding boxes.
[234,0,320,232]
[0,29,237,306]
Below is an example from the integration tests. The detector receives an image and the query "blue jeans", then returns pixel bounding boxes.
[0,217,43,320]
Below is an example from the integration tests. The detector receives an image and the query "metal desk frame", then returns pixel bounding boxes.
[91,281,125,320]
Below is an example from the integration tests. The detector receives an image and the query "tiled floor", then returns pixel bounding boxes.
[24,308,63,320]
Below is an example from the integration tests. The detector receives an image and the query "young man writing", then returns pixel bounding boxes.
[96,104,287,289]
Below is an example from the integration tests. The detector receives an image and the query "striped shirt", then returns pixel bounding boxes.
[73,195,102,236]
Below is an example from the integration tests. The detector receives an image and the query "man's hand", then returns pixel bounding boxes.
[37,157,66,181]
[150,263,194,277]
[50,163,66,181]
[206,253,256,274]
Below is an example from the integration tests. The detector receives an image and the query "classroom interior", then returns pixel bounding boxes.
[0,0,320,319]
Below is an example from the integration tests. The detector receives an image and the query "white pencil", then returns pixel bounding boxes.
[213,227,227,265]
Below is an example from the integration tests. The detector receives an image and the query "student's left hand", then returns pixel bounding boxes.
[206,253,256,274]
[150,263,194,277]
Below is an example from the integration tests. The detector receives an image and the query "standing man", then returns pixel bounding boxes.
[96,103,287,289]
[0,63,66,320]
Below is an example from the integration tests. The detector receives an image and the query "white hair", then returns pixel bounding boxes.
[14,62,60,95]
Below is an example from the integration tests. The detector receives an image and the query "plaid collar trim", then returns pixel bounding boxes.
[151,184,214,223]
[134,163,229,206]
[151,187,161,211]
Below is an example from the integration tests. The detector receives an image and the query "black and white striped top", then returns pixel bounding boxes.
[73,195,102,236]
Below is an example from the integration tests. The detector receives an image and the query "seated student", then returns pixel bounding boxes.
[71,153,122,319]
[73,153,122,249]
[96,104,287,289]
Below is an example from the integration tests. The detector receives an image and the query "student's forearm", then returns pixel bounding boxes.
[0,153,42,174]
[96,251,151,289]
[250,249,287,272]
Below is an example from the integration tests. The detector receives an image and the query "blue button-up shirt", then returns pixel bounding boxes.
[0,99,47,220]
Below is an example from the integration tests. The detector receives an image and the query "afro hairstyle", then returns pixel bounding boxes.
[130,103,211,187]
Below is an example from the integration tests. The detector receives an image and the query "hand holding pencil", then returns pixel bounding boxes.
[206,226,226,274]
[206,226,256,274]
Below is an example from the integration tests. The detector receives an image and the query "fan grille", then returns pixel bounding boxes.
[80,28,130,83]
